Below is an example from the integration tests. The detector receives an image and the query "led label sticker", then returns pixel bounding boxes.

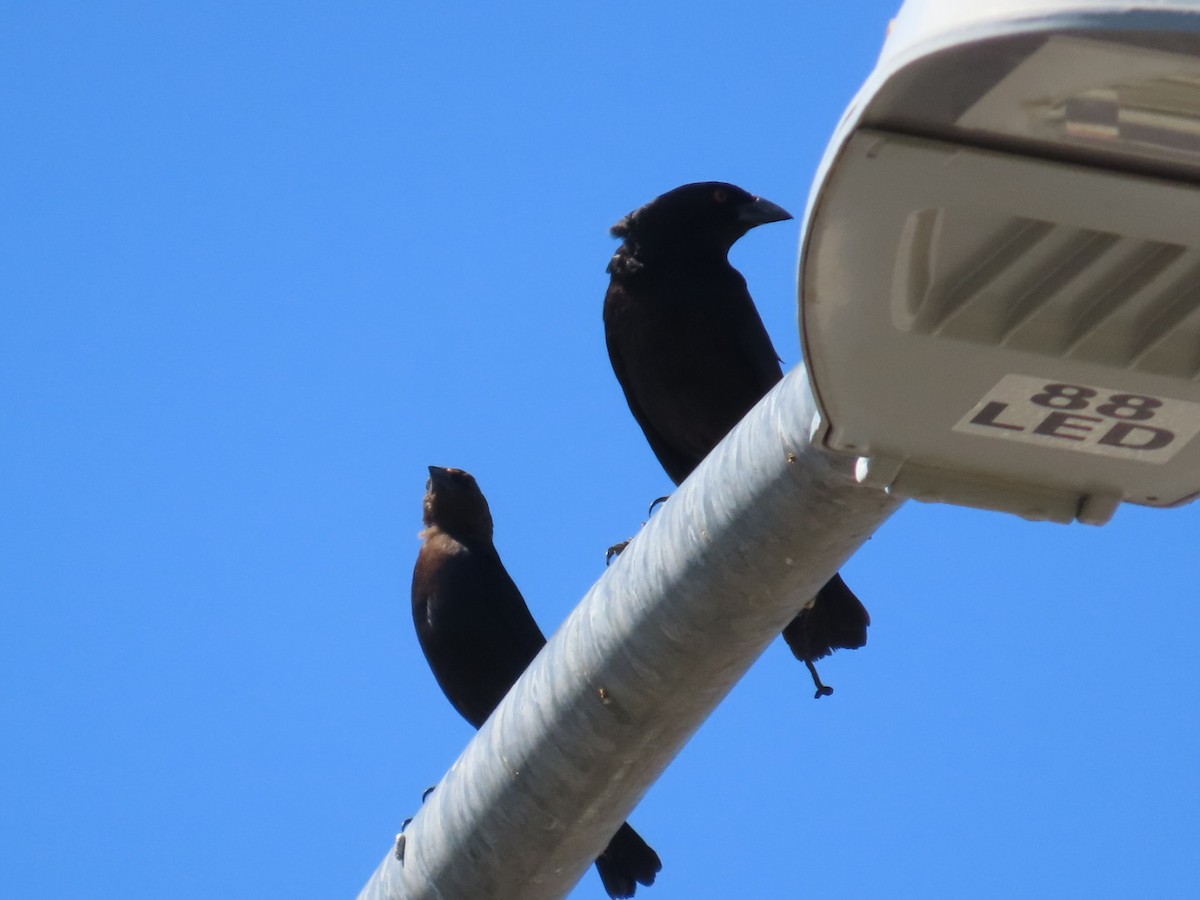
[954,374,1200,463]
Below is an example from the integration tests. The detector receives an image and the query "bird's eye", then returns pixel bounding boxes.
[713,189,728,203]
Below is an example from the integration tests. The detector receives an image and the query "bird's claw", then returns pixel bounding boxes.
[647,495,670,517]
[606,540,631,565]
[805,659,834,700]
[421,785,436,802]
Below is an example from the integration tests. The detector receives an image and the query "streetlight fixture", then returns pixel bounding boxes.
[801,0,1200,525]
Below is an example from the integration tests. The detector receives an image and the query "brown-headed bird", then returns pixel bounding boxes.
[603,182,869,699]
[412,466,661,899]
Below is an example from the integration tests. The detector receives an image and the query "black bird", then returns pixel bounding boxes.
[603,182,869,699]
[412,466,661,899]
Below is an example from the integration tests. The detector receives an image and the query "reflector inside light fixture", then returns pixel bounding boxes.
[959,36,1200,167]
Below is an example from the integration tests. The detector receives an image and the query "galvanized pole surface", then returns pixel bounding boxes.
[359,366,901,900]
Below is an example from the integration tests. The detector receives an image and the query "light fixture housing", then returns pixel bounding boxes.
[800,1,1200,524]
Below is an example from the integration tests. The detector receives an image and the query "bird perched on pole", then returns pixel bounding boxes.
[603,181,869,699]
[412,466,662,899]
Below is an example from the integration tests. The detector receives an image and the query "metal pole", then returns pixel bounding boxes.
[359,365,901,900]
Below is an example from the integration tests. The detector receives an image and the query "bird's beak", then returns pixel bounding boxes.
[739,196,793,227]
[428,465,450,485]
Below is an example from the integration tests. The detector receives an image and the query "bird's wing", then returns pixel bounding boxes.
[413,539,548,726]
[604,305,703,485]
[781,573,870,662]
[604,273,784,484]
[724,277,785,390]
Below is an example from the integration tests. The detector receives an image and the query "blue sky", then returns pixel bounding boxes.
[4,2,1199,898]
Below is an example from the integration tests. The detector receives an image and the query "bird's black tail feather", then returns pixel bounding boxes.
[781,573,870,663]
[594,822,661,899]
